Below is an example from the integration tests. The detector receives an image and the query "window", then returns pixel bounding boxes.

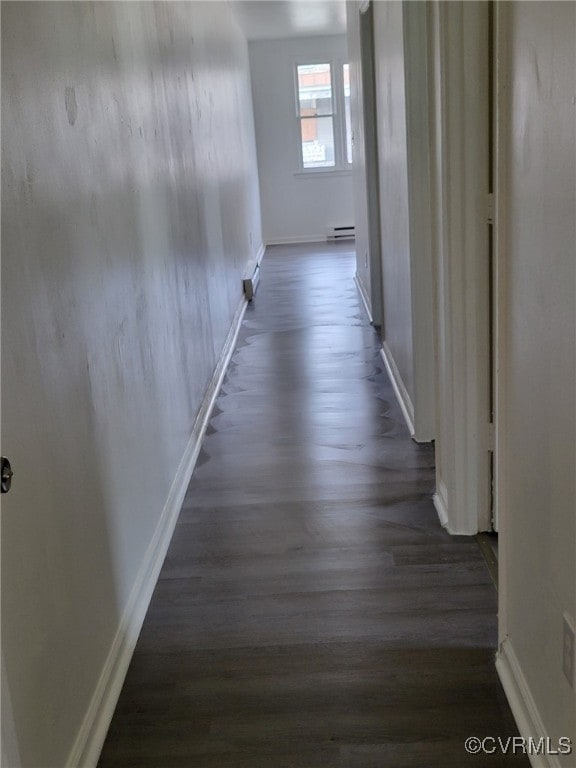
[295,61,352,172]
[343,63,352,165]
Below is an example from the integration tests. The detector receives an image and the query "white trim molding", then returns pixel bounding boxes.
[428,0,492,535]
[496,638,563,768]
[380,343,415,438]
[255,242,266,266]
[354,273,373,324]
[402,0,436,444]
[66,295,249,768]
[265,235,329,246]
[432,482,450,532]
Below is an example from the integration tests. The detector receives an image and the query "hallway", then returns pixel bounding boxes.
[98,244,525,767]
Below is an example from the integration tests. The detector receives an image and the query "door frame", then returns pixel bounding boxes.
[358,1,383,330]
[428,0,493,534]
[492,0,510,643]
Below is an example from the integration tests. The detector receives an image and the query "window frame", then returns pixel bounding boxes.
[293,58,352,176]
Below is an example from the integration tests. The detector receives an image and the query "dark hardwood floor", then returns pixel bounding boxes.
[98,243,527,767]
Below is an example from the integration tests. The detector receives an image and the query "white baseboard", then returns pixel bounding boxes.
[433,485,450,531]
[496,638,562,768]
[66,294,248,768]
[354,274,373,324]
[380,342,415,437]
[433,482,477,535]
[255,242,265,265]
[265,235,328,245]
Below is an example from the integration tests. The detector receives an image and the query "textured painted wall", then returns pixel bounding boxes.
[1,2,261,765]
[249,35,354,244]
[502,1,575,755]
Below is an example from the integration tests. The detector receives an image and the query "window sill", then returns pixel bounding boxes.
[293,168,353,180]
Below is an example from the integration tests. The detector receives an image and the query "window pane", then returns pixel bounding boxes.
[300,116,335,168]
[297,63,333,117]
[343,63,352,164]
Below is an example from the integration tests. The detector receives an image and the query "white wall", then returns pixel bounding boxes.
[346,1,383,327]
[401,2,435,443]
[346,4,371,310]
[373,2,414,404]
[497,1,576,758]
[1,2,262,765]
[372,1,435,442]
[249,35,354,244]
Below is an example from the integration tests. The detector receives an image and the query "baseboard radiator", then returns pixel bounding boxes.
[243,260,261,301]
[326,224,355,241]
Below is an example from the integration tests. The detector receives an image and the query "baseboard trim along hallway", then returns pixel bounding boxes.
[97,243,528,768]
[433,484,451,531]
[496,638,563,768]
[380,342,416,438]
[354,273,373,325]
[67,293,249,768]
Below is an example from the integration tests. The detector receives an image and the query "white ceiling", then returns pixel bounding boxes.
[234,1,347,41]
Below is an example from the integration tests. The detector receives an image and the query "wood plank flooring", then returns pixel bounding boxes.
[98,243,527,767]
